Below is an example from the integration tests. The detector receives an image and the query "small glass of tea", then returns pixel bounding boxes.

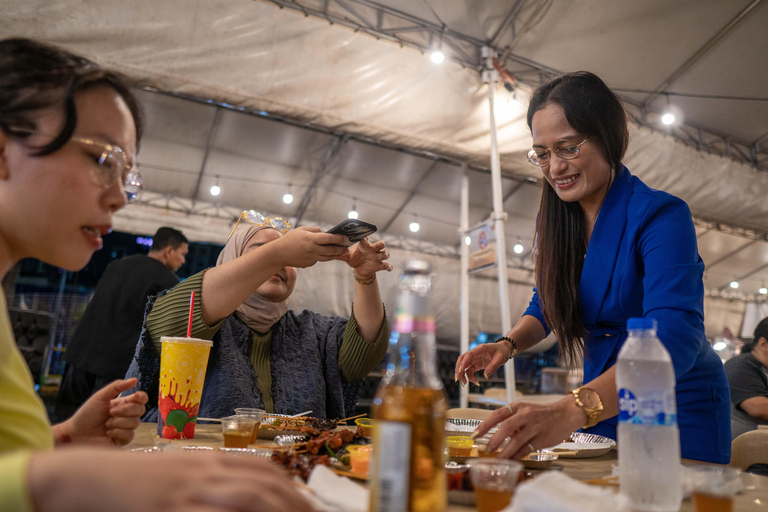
[469,459,523,512]
[221,415,257,448]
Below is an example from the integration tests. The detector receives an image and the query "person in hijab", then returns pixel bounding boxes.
[126,223,392,420]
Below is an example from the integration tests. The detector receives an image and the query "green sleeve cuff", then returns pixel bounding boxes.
[339,306,389,382]
[147,270,223,354]
[0,451,34,512]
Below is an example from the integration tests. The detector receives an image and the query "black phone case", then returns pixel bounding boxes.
[326,219,377,246]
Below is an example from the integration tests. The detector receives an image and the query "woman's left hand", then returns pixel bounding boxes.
[475,397,586,459]
[54,378,148,446]
[339,238,393,278]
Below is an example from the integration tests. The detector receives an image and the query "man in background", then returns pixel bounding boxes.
[56,227,188,420]
[725,317,768,439]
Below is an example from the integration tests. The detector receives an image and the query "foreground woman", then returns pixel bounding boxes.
[455,72,730,464]
[127,222,391,420]
[0,38,312,511]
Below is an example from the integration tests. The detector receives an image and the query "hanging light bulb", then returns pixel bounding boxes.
[729,281,739,289]
[409,218,420,233]
[348,199,358,219]
[760,287,767,295]
[431,50,445,64]
[210,176,221,196]
[464,236,471,246]
[513,241,524,254]
[661,94,679,126]
[282,183,294,204]
[661,112,676,125]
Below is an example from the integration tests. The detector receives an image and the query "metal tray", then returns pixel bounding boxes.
[445,417,498,434]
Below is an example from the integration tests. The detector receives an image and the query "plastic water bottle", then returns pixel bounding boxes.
[617,318,682,511]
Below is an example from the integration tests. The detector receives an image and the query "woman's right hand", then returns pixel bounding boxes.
[28,447,316,512]
[454,342,511,386]
[271,226,350,268]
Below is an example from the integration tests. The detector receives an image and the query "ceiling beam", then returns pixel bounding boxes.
[380,160,440,233]
[189,107,222,209]
[704,240,757,270]
[490,0,527,48]
[293,135,348,226]
[641,0,765,108]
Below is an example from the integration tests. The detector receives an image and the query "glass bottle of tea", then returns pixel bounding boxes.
[369,260,447,512]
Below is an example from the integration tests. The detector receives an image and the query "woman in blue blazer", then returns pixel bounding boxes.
[455,72,730,464]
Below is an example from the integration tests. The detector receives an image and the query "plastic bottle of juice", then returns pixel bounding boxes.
[617,318,682,511]
[369,260,447,512]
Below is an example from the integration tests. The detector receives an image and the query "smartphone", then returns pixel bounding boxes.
[326,219,377,246]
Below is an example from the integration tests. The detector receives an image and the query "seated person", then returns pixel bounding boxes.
[127,223,391,420]
[725,317,768,439]
[0,37,311,511]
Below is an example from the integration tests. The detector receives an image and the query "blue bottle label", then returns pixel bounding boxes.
[618,388,677,426]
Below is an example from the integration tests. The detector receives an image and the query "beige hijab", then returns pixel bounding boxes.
[216,224,289,333]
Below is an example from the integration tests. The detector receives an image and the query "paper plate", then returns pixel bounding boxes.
[548,433,616,458]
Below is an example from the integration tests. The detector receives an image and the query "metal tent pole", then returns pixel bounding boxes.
[459,166,470,408]
[483,47,515,404]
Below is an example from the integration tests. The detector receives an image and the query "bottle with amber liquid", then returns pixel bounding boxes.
[369,260,447,512]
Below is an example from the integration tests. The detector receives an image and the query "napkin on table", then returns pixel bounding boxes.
[506,471,630,512]
[302,465,369,512]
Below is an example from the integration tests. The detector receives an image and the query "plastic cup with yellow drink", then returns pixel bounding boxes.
[157,336,213,439]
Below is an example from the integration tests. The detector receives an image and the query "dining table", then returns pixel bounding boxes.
[125,422,768,511]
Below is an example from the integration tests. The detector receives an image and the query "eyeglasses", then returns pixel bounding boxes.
[226,210,291,243]
[527,136,590,167]
[7,126,143,203]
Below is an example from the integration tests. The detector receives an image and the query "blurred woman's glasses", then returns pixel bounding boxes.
[7,127,143,202]
[527,136,590,167]
[226,210,291,243]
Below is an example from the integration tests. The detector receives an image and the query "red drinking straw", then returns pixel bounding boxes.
[186,291,195,337]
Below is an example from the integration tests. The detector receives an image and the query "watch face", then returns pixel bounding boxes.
[577,388,601,409]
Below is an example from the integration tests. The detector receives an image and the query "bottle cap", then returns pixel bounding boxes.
[626,317,657,331]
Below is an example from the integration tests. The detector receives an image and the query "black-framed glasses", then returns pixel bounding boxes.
[7,126,143,202]
[527,136,590,167]
[226,210,291,244]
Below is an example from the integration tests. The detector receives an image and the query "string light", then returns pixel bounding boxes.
[760,287,767,295]
[282,183,294,204]
[210,176,221,196]
[431,51,445,64]
[513,241,524,254]
[465,236,471,246]
[348,199,358,219]
[729,281,739,289]
[409,218,420,232]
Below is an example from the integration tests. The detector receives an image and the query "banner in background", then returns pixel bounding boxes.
[468,222,497,274]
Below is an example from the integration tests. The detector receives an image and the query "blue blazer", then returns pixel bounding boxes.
[524,166,731,463]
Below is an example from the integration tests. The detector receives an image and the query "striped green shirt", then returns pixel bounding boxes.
[147,270,389,413]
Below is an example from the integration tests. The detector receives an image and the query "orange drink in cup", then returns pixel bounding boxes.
[689,466,741,512]
[157,336,213,439]
[469,459,523,512]
[347,445,373,478]
[234,408,265,444]
[222,415,257,448]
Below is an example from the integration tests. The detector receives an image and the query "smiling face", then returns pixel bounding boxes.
[531,103,613,213]
[243,229,297,302]
[0,86,135,272]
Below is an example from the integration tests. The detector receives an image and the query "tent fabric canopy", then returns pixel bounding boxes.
[1,0,766,338]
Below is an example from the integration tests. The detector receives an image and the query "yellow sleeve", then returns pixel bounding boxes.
[338,306,389,382]
[146,270,223,354]
[0,451,34,512]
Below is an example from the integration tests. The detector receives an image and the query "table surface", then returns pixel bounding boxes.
[126,423,768,511]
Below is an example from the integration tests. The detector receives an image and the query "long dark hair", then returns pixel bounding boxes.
[0,38,142,153]
[526,72,629,366]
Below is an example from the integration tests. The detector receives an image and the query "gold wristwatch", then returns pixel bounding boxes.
[571,387,603,429]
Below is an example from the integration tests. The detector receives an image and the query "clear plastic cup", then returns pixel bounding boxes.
[689,466,741,512]
[234,408,265,444]
[469,459,523,512]
[221,415,257,448]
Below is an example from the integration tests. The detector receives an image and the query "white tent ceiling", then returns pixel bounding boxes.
[2,0,768,307]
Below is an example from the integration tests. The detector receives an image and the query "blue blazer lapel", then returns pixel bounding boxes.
[579,166,632,325]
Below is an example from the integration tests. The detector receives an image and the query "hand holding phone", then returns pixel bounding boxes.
[326,219,377,247]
